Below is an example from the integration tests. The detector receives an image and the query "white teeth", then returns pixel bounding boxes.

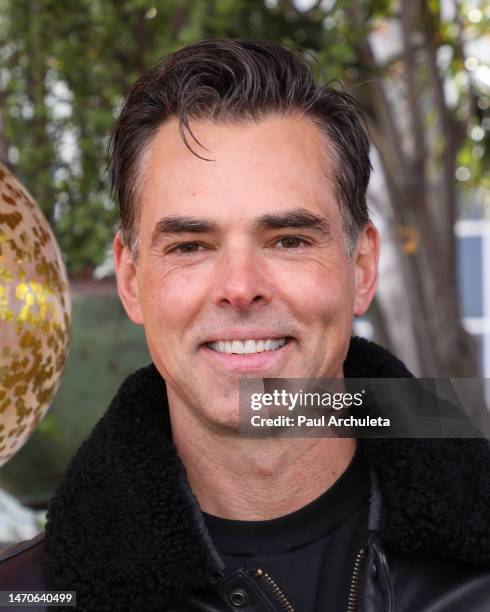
[231,340,243,354]
[208,338,288,354]
[244,340,256,354]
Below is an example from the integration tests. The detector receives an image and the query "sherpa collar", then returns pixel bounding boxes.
[44,337,490,610]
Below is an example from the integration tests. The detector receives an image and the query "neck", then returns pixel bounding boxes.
[170,399,357,520]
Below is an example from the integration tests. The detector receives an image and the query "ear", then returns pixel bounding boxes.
[353,222,380,317]
[113,232,144,325]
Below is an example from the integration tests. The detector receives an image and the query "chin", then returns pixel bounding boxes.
[206,406,241,432]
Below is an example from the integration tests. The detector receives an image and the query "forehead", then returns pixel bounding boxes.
[138,114,339,229]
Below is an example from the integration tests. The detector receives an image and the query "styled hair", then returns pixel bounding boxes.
[108,38,371,257]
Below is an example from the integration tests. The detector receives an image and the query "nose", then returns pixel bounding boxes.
[211,248,273,312]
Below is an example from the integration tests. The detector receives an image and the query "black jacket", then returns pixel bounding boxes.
[0,337,489,611]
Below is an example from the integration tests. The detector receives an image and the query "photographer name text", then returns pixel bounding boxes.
[250,414,391,428]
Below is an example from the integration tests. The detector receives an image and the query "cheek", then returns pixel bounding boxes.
[277,261,355,321]
[137,267,208,337]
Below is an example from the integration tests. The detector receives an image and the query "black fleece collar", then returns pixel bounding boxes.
[44,337,490,610]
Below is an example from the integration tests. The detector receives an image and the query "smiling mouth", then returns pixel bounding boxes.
[206,337,292,355]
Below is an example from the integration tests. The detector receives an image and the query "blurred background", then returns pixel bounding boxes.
[0,0,489,543]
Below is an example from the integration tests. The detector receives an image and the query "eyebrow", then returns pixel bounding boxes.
[150,216,217,248]
[256,209,331,236]
[150,208,331,248]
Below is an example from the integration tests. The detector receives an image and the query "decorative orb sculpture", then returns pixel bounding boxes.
[0,162,71,467]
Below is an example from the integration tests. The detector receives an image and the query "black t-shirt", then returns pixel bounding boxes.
[203,441,370,611]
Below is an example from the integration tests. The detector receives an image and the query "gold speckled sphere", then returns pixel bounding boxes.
[0,162,71,467]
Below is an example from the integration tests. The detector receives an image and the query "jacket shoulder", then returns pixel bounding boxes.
[389,552,490,612]
[0,532,46,589]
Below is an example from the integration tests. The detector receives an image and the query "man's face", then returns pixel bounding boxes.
[114,115,378,429]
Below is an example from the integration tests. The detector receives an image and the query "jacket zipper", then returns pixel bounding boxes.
[347,547,366,612]
[254,568,295,611]
[249,547,366,612]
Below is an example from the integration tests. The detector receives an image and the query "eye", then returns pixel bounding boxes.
[168,242,206,255]
[274,236,311,249]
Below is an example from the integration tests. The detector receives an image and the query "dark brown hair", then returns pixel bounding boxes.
[108,38,371,256]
